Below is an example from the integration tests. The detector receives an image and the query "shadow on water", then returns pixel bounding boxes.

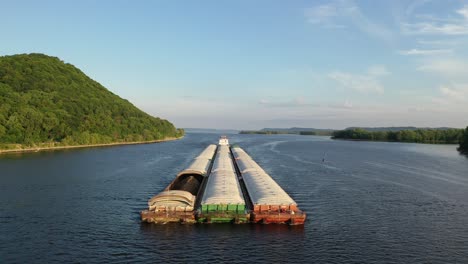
[138,222,307,262]
[139,222,305,241]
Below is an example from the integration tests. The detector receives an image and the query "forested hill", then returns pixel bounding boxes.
[0,53,183,150]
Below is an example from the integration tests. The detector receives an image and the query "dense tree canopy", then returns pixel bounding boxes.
[458,127,468,153]
[332,128,463,144]
[0,53,183,149]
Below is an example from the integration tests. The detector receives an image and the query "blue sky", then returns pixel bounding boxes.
[2,0,468,129]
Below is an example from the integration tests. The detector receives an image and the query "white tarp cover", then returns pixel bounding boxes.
[177,144,217,177]
[201,145,245,205]
[197,144,217,160]
[231,147,296,206]
[148,190,196,211]
[211,151,235,172]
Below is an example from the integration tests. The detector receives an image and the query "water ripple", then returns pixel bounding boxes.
[1,133,467,263]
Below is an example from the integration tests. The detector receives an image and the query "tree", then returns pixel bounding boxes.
[459,127,468,153]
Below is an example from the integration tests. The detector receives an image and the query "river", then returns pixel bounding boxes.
[1,132,467,263]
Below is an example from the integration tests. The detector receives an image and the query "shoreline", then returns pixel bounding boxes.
[0,136,183,155]
[331,137,459,145]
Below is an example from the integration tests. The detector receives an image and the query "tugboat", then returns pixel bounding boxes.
[218,136,229,146]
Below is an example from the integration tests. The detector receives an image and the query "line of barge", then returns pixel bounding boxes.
[141,136,306,225]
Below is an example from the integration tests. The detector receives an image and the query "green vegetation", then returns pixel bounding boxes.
[0,53,183,151]
[458,127,468,153]
[332,128,463,144]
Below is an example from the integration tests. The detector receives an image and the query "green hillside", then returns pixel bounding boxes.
[0,53,183,150]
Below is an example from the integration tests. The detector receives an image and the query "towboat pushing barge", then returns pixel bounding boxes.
[141,137,306,225]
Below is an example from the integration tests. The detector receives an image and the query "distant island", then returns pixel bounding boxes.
[345,126,457,132]
[239,127,334,136]
[184,128,239,134]
[0,53,184,153]
[332,127,464,144]
[240,126,468,152]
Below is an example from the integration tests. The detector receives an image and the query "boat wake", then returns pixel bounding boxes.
[364,161,468,187]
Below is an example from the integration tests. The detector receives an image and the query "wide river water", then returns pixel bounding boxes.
[1,132,468,263]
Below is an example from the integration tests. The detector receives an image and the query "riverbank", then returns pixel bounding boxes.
[0,136,183,155]
[332,137,459,145]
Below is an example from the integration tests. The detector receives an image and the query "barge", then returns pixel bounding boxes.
[231,147,306,225]
[141,137,306,225]
[141,144,217,223]
[198,144,248,223]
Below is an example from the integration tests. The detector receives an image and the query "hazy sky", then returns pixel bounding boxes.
[2,0,468,129]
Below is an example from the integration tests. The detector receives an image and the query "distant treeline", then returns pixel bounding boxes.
[239,130,332,136]
[332,128,464,144]
[345,126,454,132]
[239,130,283,135]
[459,127,468,153]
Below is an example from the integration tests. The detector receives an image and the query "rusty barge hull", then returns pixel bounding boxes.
[250,212,306,225]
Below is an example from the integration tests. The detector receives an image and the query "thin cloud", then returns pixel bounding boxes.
[402,5,468,35]
[429,84,468,109]
[259,97,319,108]
[405,0,431,17]
[457,5,468,19]
[417,59,468,76]
[329,72,384,94]
[398,49,453,55]
[439,84,468,101]
[417,39,459,46]
[367,65,391,76]
[305,4,344,27]
[407,106,425,113]
[403,22,468,35]
[328,100,354,109]
[329,66,389,94]
[305,1,393,41]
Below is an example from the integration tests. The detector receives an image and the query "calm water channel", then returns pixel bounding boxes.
[1,132,468,263]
